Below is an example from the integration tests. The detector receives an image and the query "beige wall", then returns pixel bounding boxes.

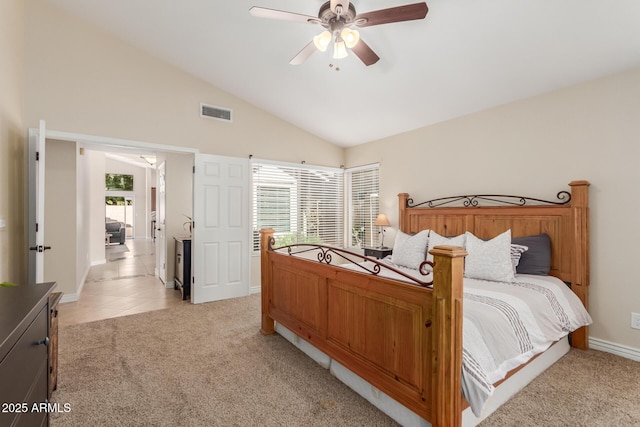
[87,150,106,265]
[162,152,194,286]
[24,0,343,167]
[345,67,640,352]
[0,0,25,284]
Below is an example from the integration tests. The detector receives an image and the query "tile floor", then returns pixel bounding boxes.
[58,238,188,327]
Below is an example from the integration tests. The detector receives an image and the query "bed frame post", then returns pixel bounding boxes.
[259,228,275,335]
[429,245,467,427]
[398,193,409,233]
[569,180,590,350]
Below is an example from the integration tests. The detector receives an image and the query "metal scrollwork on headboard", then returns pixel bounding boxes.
[268,243,433,287]
[406,190,571,208]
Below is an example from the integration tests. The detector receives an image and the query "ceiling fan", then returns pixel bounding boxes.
[249,1,428,68]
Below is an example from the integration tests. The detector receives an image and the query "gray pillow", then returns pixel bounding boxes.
[512,234,551,275]
[391,230,429,270]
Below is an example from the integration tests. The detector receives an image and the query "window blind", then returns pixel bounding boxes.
[252,160,344,251]
[346,165,380,248]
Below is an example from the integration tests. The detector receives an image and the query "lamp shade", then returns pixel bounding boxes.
[313,31,332,52]
[374,213,391,227]
[333,40,348,59]
[340,28,360,49]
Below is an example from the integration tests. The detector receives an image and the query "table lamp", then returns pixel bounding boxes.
[374,213,391,248]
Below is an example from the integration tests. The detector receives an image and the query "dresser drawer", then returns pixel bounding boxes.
[0,306,49,426]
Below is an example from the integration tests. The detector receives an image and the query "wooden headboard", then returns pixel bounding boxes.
[398,180,590,348]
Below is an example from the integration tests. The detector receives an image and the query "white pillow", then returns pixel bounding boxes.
[390,230,429,269]
[426,231,466,263]
[464,230,515,282]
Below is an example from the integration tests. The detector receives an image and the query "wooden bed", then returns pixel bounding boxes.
[259,180,589,427]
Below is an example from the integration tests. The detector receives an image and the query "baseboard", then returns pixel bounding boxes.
[60,293,79,303]
[77,264,89,297]
[250,286,261,295]
[589,337,640,362]
[91,259,107,266]
[165,280,175,289]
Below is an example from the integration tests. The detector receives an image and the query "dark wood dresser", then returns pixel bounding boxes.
[0,282,56,427]
[174,237,191,300]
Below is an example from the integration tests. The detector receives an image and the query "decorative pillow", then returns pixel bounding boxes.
[426,231,466,262]
[510,244,529,273]
[512,234,552,275]
[464,230,515,282]
[390,230,429,269]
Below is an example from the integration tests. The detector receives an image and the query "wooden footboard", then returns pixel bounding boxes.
[260,229,467,426]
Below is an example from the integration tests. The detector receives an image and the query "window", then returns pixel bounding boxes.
[346,164,380,248]
[105,173,134,191]
[252,160,344,251]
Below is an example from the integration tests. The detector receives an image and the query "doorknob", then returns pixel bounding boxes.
[29,245,52,252]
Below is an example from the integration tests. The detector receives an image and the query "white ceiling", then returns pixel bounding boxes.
[47,0,640,147]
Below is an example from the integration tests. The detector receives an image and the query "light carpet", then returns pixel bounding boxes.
[51,294,640,426]
[51,294,397,426]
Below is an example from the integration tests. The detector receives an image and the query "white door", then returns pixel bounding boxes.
[27,120,49,283]
[156,161,167,284]
[192,154,250,303]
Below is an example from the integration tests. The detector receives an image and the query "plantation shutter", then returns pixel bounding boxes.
[346,165,380,248]
[252,160,344,250]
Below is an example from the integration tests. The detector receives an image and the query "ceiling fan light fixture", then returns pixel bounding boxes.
[340,28,360,48]
[333,40,348,59]
[313,31,332,52]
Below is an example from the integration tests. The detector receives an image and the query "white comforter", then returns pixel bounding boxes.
[340,260,592,416]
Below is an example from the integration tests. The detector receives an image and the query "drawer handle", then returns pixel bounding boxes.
[36,337,50,346]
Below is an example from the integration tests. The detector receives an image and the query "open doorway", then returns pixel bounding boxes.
[29,126,196,325]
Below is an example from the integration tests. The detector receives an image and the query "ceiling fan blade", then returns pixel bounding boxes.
[330,0,350,15]
[351,39,380,66]
[355,2,428,28]
[289,41,317,65]
[249,6,320,24]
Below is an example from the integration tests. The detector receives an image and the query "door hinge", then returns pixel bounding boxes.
[36,152,40,161]
[193,166,195,173]
[36,223,39,232]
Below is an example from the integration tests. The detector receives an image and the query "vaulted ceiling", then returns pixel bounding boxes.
[47,0,640,147]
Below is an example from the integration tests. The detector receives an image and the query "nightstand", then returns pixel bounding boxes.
[364,247,393,259]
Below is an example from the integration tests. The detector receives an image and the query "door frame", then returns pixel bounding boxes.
[156,161,167,285]
[27,121,47,284]
[27,127,197,288]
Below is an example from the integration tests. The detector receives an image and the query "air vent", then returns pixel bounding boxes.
[200,103,232,122]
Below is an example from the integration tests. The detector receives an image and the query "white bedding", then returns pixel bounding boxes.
[338,258,592,416]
